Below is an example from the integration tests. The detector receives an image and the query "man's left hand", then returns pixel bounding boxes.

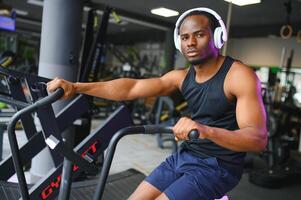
[172,117,208,141]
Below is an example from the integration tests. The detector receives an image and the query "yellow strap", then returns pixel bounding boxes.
[160,114,168,121]
[175,101,187,111]
[1,57,13,67]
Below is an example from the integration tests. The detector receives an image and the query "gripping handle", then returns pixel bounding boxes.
[188,129,199,140]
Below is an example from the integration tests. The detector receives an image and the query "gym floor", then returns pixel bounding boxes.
[1,119,300,200]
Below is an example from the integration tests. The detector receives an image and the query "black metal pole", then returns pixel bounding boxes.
[93,126,145,200]
[81,6,112,82]
[58,127,75,200]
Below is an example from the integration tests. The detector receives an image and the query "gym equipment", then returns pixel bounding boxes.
[93,126,199,200]
[79,8,95,81]
[3,85,135,200]
[54,7,113,198]
[3,86,167,200]
[280,0,293,40]
[3,77,229,199]
[80,6,111,82]
[107,45,142,79]
[249,79,301,188]
[151,94,189,152]
[0,63,70,174]
[76,4,113,159]
[90,126,227,200]
[0,65,94,199]
[0,57,45,166]
[153,96,178,152]
[174,7,227,52]
[0,55,147,200]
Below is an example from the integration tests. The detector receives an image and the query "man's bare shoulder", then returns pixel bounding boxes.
[226,60,260,97]
[228,60,258,82]
[162,68,189,80]
[160,68,189,90]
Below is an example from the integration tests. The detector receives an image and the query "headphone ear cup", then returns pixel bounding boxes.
[214,27,224,49]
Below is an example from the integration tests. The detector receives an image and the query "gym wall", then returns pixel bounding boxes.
[227,37,301,68]
[174,37,301,69]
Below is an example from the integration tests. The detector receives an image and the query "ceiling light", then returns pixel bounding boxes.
[0,4,12,16]
[151,7,179,17]
[224,0,261,6]
[27,0,43,7]
[0,10,10,16]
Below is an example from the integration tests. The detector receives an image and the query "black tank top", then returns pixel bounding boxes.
[181,56,245,176]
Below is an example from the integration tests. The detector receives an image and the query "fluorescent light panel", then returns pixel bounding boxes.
[224,0,261,6]
[151,7,179,17]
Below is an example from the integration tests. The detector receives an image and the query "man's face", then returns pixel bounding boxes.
[179,15,217,65]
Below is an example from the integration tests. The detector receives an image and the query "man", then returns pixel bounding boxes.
[47,7,267,200]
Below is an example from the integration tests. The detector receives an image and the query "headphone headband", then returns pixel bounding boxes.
[174,7,227,52]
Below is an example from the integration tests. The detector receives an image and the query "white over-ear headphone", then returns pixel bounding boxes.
[174,7,228,53]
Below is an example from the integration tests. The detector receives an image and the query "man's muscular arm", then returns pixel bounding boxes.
[47,70,186,100]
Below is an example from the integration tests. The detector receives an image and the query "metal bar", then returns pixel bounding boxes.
[0,64,49,83]
[7,89,63,200]
[28,105,133,200]
[55,94,90,132]
[79,8,95,81]
[9,78,37,139]
[58,127,74,200]
[35,102,65,166]
[222,1,232,56]
[0,94,29,108]
[46,135,98,174]
[93,125,172,200]
[0,132,45,181]
[81,6,112,82]
[58,158,73,200]
[93,125,198,200]
[0,124,3,161]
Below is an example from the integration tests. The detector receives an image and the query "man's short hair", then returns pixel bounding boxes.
[177,11,219,34]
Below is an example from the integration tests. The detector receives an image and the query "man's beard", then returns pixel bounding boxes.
[188,58,205,65]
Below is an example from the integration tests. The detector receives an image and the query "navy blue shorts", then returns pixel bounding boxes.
[145,149,240,200]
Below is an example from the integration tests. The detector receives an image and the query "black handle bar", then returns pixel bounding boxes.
[7,88,64,200]
[93,125,200,200]
[143,125,199,139]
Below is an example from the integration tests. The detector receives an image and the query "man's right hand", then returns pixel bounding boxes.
[47,77,76,99]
